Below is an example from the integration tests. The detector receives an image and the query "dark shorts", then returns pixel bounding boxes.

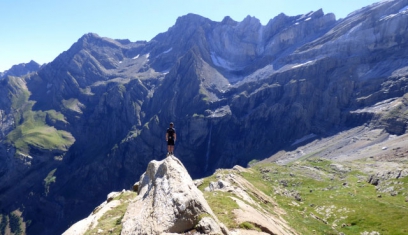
[167,139,175,146]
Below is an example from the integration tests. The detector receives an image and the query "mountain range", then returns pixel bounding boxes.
[1,0,408,234]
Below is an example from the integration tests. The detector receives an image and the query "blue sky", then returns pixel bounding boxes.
[0,0,379,72]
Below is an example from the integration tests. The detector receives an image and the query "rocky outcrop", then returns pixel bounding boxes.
[121,156,229,235]
[62,156,229,235]
[367,169,408,186]
[204,170,298,235]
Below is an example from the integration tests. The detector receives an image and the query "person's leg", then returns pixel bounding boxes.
[167,139,175,155]
[167,145,171,155]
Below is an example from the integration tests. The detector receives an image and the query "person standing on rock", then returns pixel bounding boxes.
[166,122,176,156]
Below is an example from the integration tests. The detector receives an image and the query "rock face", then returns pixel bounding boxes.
[2,0,408,234]
[121,156,229,235]
[204,171,298,235]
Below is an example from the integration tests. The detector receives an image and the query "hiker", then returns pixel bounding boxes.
[166,122,176,155]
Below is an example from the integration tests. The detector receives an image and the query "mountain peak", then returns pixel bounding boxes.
[242,15,260,23]
[174,13,211,26]
[0,60,41,79]
[80,32,100,40]
[239,15,261,28]
[221,16,238,26]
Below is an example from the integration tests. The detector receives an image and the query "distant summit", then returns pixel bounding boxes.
[0,60,41,79]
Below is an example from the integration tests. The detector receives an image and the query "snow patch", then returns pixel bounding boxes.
[210,52,235,70]
[399,5,408,13]
[119,61,122,64]
[380,5,408,21]
[163,48,173,54]
[380,14,398,21]
[132,55,139,59]
[145,53,150,59]
[292,60,313,68]
[292,134,317,146]
[161,69,170,75]
[305,17,311,21]
[209,106,231,118]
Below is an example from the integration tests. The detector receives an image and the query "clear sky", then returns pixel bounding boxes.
[0,0,380,72]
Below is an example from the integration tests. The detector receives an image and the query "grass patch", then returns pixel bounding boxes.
[239,221,261,231]
[247,159,259,167]
[62,98,84,113]
[44,169,57,195]
[238,160,408,235]
[84,191,137,235]
[46,110,67,123]
[7,76,30,110]
[7,101,75,154]
[203,191,239,229]
[6,77,75,154]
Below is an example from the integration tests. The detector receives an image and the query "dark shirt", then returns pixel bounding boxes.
[167,127,176,140]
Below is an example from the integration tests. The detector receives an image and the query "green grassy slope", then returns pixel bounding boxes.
[199,159,408,235]
[5,76,75,155]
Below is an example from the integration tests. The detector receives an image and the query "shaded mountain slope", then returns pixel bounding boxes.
[0,0,408,234]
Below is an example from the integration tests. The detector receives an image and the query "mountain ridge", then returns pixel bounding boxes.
[1,0,408,234]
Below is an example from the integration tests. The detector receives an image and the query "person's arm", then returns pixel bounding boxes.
[174,133,176,142]
[166,132,168,141]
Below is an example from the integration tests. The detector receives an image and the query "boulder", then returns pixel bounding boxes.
[330,163,351,173]
[106,191,122,203]
[121,156,229,235]
[367,169,408,185]
[196,217,223,235]
[132,182,139,192]
[204,179,231,192]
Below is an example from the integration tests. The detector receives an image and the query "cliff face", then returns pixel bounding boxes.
[1,0,408,234]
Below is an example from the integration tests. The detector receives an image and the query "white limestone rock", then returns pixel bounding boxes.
[121,156,229,235]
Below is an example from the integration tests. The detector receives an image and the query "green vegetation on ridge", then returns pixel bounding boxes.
[5,76,75,154]
[199,158,408,235]
[7,102,75,154]
[84,191,137,235]
[246,159,408,235]
[44,169,57,195]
